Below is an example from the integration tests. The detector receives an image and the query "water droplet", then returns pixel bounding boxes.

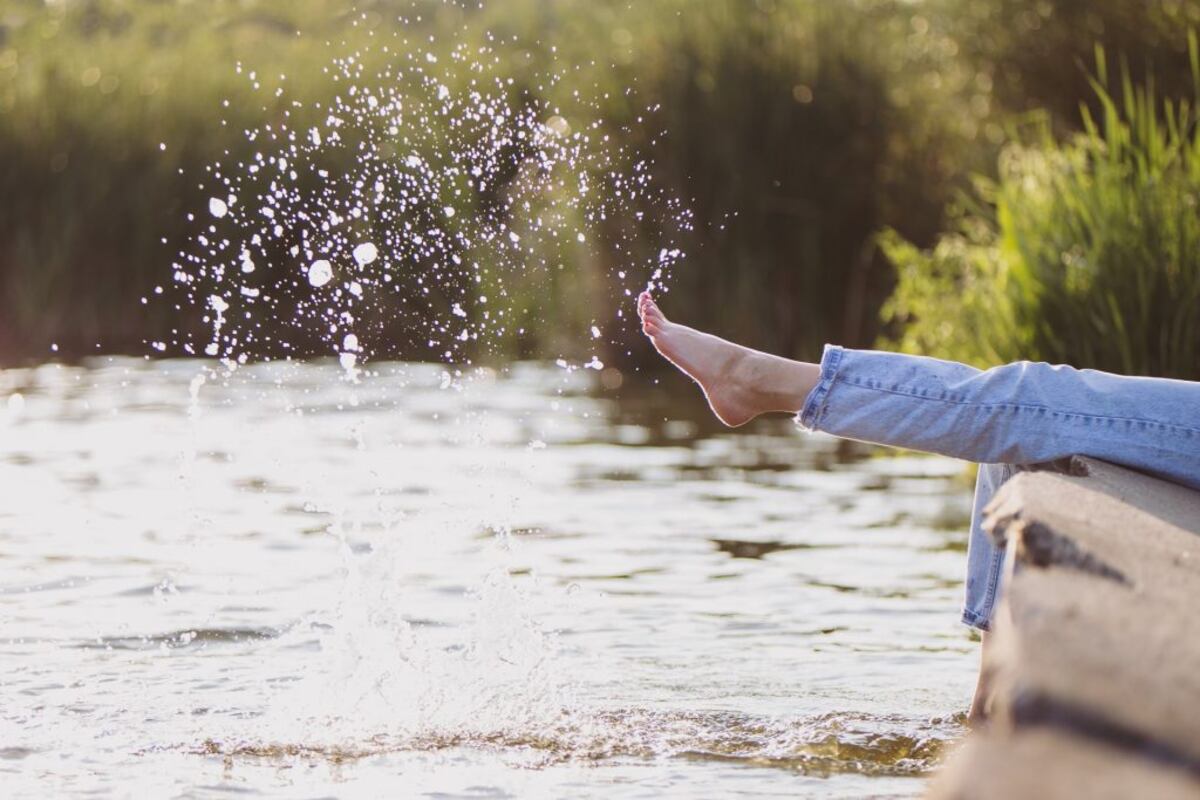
[307,260,333,287]
[352,242,378,266]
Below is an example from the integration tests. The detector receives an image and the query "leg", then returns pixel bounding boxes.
[968,630,994,726]
[638,292,1200,491]
[961,463,1014,632]
[638,290,1200,699]
[963,463,1015,724]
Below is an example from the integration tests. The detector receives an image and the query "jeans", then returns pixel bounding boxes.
[797,345,1200,630]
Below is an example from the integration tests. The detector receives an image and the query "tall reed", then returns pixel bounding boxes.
[883,39,1200,379]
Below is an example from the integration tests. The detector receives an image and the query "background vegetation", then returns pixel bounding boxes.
[2,0,1198,377]
[883,48,1200,378]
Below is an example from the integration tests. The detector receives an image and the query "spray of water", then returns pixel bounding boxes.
[160,10,691,376]
[155,3,705,762]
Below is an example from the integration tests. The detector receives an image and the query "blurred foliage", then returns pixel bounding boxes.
[883,41,1200,379]
[530,0,987,360]
[930,0,1200,128]
[2,0,1199,368]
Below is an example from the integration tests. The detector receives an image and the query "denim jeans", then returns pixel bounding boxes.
[797,346,1200,630]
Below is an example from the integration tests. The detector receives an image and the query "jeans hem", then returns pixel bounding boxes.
[796,344,844,431]
[961,609,991,632]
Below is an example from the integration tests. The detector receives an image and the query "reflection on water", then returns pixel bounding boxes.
[0,358,977,798]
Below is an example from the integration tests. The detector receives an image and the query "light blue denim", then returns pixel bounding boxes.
[797,345,1200,630]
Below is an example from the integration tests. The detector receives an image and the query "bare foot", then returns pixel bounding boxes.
[637,291,820,427]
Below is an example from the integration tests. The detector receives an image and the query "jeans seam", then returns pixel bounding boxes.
[839,376,1200,436]
[979,539,1006,622]
[963,463,1013,632]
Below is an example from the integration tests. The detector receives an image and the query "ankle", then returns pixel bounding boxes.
[738,351,819,416]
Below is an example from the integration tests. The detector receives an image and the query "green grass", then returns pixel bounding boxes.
[882,39,1200,379]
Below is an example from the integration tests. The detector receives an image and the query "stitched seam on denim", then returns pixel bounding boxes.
[978,544,1005,622]
[816,346,844,427]
[839,376,1200,436]
[981,464,1012,611]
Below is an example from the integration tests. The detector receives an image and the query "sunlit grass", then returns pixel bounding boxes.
[883,38,1200,379]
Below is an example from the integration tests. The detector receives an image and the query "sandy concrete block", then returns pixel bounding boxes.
[928,458,1200,799]
[980,458,1200,768]
[985,459,1200,593]
[989,568,1200,767]
[926,731,1200,800]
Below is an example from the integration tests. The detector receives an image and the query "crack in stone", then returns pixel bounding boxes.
[1011,689,1200,779]
[1027,456,1091,478]
[1015,521,1131,585]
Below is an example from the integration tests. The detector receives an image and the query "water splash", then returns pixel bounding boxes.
[266,533,574,749]
[155,10,697,758]
[136,5,972,790]
[164,10,691,371]
[195,708,964,777]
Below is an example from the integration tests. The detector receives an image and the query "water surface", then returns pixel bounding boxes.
[0,358,976,798]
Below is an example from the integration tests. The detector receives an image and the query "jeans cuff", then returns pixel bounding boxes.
[960,609,992,632]
[795,344,845,431]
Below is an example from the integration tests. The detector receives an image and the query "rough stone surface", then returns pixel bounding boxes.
[926,732,1200,800]
[926,457,1200,798]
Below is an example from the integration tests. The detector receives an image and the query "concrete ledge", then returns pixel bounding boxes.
[927,731,1200,800]
[927,457,1200,797]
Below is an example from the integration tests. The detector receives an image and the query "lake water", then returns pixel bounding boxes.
[0,358,977,798]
